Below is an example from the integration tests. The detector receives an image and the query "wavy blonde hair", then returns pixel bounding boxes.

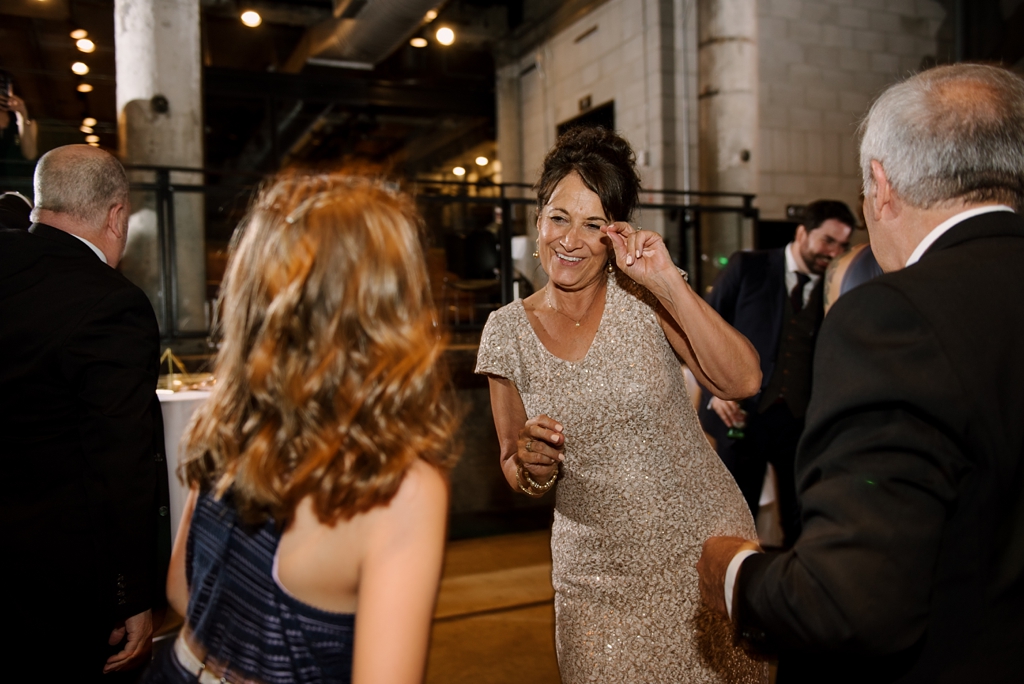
[183,172,457,525]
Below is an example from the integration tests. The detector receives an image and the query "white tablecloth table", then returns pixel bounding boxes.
[158,390,211,542]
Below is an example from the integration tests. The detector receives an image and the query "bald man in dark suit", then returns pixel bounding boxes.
[0,145,164,679]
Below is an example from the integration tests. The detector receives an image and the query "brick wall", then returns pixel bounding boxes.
[517,0,678,191]
[500,0,948,231]
[757,0,946,219]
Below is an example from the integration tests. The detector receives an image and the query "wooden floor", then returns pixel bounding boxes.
[425,530,776,684]
[426,530,561,684]
[158,528,774,682]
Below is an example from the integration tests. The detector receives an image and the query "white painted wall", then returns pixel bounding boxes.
[498,0,949,232]
[757,0,947,219]
[511,0,691,198]
[501,0,699,287]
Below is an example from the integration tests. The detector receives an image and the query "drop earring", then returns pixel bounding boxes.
[533,250,539,258]
[606,260,614,273]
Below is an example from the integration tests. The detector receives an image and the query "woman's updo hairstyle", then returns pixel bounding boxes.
[535,126,641,223]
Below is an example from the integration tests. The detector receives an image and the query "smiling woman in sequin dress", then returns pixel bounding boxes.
[475,127,768,683]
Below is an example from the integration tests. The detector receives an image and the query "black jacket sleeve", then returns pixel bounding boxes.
[61,284,162,620]
[734,281,972,654]
[706,251,748,323]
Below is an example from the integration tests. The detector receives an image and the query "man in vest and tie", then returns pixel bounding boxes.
[698,200,855,547]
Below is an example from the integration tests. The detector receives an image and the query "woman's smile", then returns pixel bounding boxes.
[555,252,584,264]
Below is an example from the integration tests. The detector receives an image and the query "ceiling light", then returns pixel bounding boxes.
[240,10,262,27]
[83,116,97,127]
[85,134,100,144]
[410,37,428,48]
[475,156,488,166]
[453,166,466,177]
[76,38,96,53]
[80,125,94,134]
[77,83,93,93]
[71,62,89,75]
[70,29,88,40]
[88,141,100,147]
[435,27,455,46]
[425,9,438,21]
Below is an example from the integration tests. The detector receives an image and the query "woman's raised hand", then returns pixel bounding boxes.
[602,222,677,296]
[518,414,564,484]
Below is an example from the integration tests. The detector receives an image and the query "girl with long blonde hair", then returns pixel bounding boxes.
[145,173,456,684]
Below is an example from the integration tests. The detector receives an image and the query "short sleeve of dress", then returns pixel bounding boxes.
[474,304,522,387]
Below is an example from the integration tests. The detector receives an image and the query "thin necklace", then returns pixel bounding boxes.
[545,285,599,327]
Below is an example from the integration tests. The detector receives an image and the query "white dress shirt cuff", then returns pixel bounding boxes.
[725,549,760,620]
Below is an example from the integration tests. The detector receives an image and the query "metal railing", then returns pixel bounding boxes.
[2,166,758,342]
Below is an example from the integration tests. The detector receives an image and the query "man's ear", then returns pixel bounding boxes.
[794,224,808,244]
[105,202,126,240]
[868,160,894,221]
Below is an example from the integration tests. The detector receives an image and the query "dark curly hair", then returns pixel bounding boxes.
[801,199,857,232]
[535,126,641,223]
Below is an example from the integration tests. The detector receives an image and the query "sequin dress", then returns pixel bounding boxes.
[475,270,767,683]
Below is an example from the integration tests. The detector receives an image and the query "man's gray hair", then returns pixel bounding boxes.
[859,63,1024,210]
[31,146,130,225]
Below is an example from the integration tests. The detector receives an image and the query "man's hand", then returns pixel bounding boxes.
[710,397,746,428]
[103,609,153,673]
[697,536,761,620]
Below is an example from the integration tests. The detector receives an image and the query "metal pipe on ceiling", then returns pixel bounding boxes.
[288,0,442,70]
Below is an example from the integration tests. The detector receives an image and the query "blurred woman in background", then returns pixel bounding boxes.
[145,172,457,684]
[0,69,38,184]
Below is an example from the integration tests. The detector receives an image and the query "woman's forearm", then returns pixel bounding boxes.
[167,487,198,618]
[651,270,761,400]
[18,117,38,160]
[487,376,561,493]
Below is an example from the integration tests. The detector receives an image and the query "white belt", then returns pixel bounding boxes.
[173,633,228,684]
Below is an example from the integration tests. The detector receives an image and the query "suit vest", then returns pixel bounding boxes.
[757,280,823,419]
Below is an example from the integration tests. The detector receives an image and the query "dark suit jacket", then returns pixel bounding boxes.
[734,211,1024,683]
[698,249,823,446]
[705,248,788,397]
[0,224,163,628]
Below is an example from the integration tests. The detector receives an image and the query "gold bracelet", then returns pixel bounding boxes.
[515,462,557,496]
[515,464,544,497]
[523,467,558,491]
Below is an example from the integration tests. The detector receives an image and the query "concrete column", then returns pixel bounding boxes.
[495,62,540,292]
[636,0,677,242]
[115,0,206,336]
[697,0,758,292]
[495,63,536,293]
[496,63,523,187]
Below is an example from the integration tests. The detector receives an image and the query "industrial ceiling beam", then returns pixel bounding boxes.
[204,67,494,117]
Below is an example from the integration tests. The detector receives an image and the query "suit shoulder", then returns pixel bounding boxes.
[723,248,779,276]
[824,277,915,326]
[85,275,159,330]
[727,248,773,266]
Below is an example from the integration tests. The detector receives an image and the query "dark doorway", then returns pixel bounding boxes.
[757,220,799,250]
[557,101,615,137]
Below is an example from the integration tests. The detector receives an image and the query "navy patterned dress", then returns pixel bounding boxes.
[145,490,355,684]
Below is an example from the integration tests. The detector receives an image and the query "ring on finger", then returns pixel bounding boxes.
[525,439,533,453]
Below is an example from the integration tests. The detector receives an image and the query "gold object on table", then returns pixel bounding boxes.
[158,348,215,392]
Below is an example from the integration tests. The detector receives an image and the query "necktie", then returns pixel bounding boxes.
[791,272,810,312]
